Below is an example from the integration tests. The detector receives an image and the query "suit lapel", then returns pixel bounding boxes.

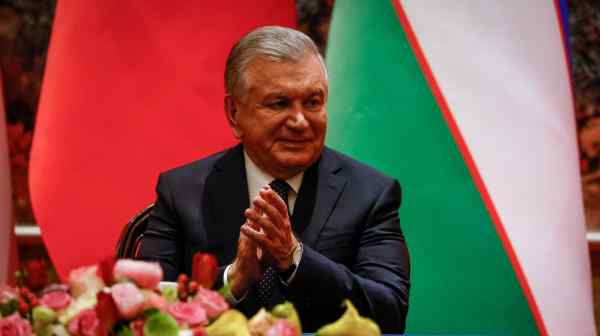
[203,145,345,260]
[300,148,347,247]
[203,144,249,265]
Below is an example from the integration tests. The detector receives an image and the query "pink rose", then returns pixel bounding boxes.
[266,320,299,336]
[111,283,144,320]
[0,286,18,304]
[141,290,168,312]
[113,260,163,289]
[40,291,72,310]
[40,284,69,294]
[0,313,32,336]
[168,301,208,327]
[192,287,228,319]
[69,265,105,298]
[67,308,99,336]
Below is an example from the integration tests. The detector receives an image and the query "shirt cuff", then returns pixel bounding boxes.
[280,242,303,285]
[222,264,247,305]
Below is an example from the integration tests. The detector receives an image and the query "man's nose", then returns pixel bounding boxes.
[287,105,309,130]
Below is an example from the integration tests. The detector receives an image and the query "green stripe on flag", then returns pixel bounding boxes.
[325,1,538,334]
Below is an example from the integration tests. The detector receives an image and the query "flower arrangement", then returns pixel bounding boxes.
[0,253,380,336]
[7,122,35,223]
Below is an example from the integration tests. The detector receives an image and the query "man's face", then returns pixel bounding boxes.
[226,54,328,179]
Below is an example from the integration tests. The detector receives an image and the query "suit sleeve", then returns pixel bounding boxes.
[285,180,410,333]
[138,173,183,281]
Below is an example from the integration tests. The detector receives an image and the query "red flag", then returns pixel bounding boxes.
[32,1,296,278]
[0,69,16,284]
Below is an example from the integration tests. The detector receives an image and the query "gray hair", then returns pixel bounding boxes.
[224,26,327,99]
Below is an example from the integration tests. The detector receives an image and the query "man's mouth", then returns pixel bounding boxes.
[278,139,311,146]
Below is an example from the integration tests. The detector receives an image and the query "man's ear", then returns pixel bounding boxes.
[224,95,242,139]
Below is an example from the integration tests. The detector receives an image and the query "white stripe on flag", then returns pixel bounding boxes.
[400,0,595,334]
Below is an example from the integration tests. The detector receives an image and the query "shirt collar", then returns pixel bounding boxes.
[243,150,303,195]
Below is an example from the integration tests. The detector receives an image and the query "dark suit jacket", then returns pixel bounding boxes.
[139,144,410,332]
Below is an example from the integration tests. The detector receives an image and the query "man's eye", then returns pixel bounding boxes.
[268,100,288,110]
[305,98,323,110]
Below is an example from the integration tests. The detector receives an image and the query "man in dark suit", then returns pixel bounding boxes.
[139,26,410,333]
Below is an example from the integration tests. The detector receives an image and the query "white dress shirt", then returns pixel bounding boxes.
[244,151,303,214]
[222,150,305,304]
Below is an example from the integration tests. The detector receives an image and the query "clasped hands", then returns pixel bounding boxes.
[228,186,299,298]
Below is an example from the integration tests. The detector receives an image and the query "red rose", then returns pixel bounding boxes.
[67,308,99,336]
[22,259,48,291]
[191,325,207,336]
[192,253,218,288]
[0,313,33,336]
[266,320,299,336]
[129,319,145,336]
[95,291,119,335]
[168,301,208,327]
[98,256,116,285]
[192,287,228,319]
[40,291,72,310]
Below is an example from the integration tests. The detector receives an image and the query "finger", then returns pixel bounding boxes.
[252,195,289,230]
[245,217,261,231]
[238,230,257,253]
[249,197,263,215]
[259,187,289,218]
[241,223,271,249]
[256,246,263,260]
[245,207,280,239]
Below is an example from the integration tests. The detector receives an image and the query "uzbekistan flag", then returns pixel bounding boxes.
[325,1,595,335]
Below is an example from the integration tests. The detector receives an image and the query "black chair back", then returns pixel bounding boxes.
[115,203,154,259]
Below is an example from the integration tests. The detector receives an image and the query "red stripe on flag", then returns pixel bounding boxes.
[390,1,549,335]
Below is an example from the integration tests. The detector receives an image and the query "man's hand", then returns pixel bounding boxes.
[228,228,263,298]
[241,187,299,271]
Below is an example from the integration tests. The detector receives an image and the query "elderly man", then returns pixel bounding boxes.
[140,26,410,332]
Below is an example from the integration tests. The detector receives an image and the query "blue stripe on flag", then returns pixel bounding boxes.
[558,0,572,65]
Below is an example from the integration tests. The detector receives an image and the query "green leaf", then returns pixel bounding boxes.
[143,308,160,318]
[144,313,179,336]
[115,326,134,336]
[0,300,18,317]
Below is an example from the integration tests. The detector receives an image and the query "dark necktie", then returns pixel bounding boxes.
[255,179,291,309]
